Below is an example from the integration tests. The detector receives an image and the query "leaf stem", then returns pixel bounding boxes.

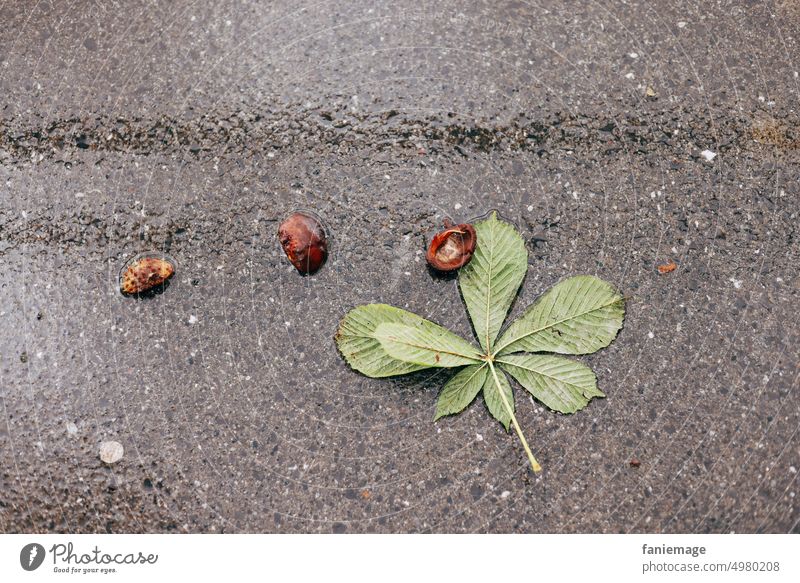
[487,359,542,473]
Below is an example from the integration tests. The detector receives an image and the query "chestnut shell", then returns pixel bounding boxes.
[426,220,477,271]
[278,211,328,274]
[120,256,175,295]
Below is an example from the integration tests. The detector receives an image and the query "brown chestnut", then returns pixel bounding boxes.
[426,220,477,271]
[278,211,328,274]
[120,254,175,295]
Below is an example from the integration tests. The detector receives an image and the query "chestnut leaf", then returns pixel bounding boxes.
[374,321,483,367]
[495,275,625,356]
[335,304,434,378]
[482,364,515,431]
[434,364,488,421]
[497,354,604,414]
[334,213,625,473]
[458,212,527,352]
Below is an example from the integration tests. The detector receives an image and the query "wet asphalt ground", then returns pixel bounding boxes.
[1,1,798,533]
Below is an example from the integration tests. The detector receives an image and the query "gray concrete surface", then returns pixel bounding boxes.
[1,0,798,533]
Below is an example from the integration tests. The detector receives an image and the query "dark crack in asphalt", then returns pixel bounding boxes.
[3,100,800,166]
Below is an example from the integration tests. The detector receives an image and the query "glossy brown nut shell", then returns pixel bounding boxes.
[120,257,175,294]
[278,212,328,274]
[426,221,477,271]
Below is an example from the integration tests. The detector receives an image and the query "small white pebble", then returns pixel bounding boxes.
[700,150,716,161]
[188,315,198,325]
[730,278,742,289]
[789,466,797,474]
[625,72,635,79]
[500,491,511,499]
[647,331,654,339]
[66,422,78,436]
[629,52,639,59]
[476,433,484,442]
[527,205,533,212]
[99,441,124,464]
[677,21,687,28]
[454,203,462,210]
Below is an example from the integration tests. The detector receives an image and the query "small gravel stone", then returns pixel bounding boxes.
[700,149,716,161]
[99,441,124,464]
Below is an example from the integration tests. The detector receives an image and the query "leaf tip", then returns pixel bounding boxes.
[587,387,606,399]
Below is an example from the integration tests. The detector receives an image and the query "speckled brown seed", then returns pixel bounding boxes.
[120,257,175,294]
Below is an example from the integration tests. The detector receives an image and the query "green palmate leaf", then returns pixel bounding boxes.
[335,215,627,474]
[459,212,528,353]
[335,304,434,378]
[495,275,624,356]
[374,321,483,368]
[434,364,488,420]
[498,354,604,414]
[482,365,514,431]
